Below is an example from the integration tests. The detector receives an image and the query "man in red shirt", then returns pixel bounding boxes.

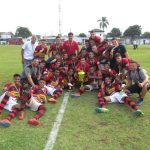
[34,39,48,61]
[62,32,79,56]
[68,54,78,70]
[48,36,63,57]
[87,51,98,67]
[75,57,90,73]
[77,47,88,60]
[89,30,101,46]
[114,53,130,80]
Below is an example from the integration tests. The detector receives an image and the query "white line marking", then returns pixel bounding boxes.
[44,92,70,150]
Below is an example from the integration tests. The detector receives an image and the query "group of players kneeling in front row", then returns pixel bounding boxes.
[0,53,150,127]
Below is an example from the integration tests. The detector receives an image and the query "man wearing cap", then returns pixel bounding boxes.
[21,35,38,68]
[62,32,79,57]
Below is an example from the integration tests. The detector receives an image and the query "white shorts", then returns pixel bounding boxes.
[26,96,42,111]
[45,85,56,96]
[0,92,18,112]
[85,83,99,91]
[110,92,127,103]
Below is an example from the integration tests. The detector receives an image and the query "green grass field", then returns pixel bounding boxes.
[0,45,150,150]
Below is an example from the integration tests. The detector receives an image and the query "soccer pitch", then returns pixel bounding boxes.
[0,45,150,150]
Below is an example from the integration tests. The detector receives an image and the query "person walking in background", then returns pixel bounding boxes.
[133,40,138,50]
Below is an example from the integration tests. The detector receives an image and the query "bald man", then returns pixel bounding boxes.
[21,35,38,68]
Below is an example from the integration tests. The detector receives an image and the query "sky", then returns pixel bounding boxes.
[0,0,150,36]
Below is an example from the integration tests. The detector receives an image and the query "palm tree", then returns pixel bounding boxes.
[97,17,109,32]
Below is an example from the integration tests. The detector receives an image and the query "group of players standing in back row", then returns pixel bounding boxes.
[0,30,149,127]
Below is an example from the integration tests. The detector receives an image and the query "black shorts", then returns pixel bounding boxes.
[126,84,142,94]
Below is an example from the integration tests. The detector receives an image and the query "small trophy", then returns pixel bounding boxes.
[68,83,73,91]
[78,70,85,87]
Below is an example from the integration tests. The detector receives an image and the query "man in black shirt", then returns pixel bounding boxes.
[110,38,128,69]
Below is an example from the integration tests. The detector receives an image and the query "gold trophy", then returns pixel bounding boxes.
[78,70,85,87]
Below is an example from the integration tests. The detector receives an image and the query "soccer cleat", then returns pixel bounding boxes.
[18,110,25,120]
[0,119,11,127]
[136,100,144,106]
[134,110,144,117]
[48,98,57,103]
[95,107,109,113]
[71,92,81,97]
[28,118,39,126]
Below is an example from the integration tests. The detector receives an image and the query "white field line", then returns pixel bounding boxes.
[44,92,70,150]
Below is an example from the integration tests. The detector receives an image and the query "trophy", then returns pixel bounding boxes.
[78,70,85,87]
[68,83,73,91]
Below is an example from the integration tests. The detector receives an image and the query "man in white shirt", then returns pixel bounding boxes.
[21,35,38,68]
[133,40,138,49]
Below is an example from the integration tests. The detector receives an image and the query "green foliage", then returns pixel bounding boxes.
[15,26,32,38]
[142,32,150,38]
[123,25,142,38]
[78,33,87,37]
[97,17,109,32]
[107,27,122,38]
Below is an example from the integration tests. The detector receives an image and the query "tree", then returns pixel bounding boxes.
[15,26,32,38]
[106,28,122,38]
[79,33,87,37]
[97,17,109,32]
[142,32,150,38]
[123,25,142,38]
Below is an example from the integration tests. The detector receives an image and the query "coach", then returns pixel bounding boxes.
[21,35,38,68]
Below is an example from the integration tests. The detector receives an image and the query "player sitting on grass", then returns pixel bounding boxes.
[45,85,62,103]
[26,78,47,126]
[0,74,25,127]
[0,77,47,127]
[95,76,144,117]
[46,69,63,103]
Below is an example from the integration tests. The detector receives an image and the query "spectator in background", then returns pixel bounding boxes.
[21,35,38,68]
[133,40,138,50]
[62,32,79,57]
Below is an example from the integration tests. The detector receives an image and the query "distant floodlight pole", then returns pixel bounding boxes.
[58,0,62,36]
